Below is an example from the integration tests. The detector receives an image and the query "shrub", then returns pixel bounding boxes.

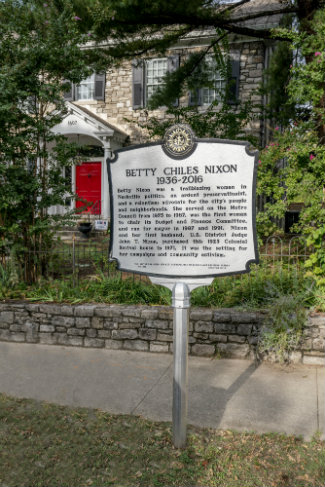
[258,294,307,363]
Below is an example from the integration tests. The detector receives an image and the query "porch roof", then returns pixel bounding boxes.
[52,102,129,147]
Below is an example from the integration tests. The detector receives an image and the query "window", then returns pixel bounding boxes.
[132,55,179,109]
[63,73,105,102]
[75,73,96,100]
[189,58,240,106]
[63,166,72,206]
[201,57,226,105]
[145,58,168,102]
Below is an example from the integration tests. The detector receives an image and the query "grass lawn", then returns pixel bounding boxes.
[0,394,324,487]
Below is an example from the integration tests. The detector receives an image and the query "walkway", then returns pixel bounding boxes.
[0,342,323,440]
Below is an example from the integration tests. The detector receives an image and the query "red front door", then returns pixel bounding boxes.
[76,162,102,215]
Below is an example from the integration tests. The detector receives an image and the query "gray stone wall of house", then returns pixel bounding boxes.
[0,302,324,365]
[75,40,266,145]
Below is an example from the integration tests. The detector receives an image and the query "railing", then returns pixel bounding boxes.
[2,235,148,285]
[75,199,102,216]
[88,199,102,216]
[260,235,312,267]
[1,235,320,286]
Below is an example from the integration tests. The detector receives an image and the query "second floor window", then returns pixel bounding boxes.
[75,73,96,100]
[189,57,240,106]
[201,57,227,105]
[132,55,179,109]
[63,73,105,102]
[145,58,168,102]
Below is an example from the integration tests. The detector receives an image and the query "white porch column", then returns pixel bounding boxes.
[103,143,111,220]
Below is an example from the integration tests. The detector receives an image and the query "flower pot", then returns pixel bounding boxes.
[78,222,92,238]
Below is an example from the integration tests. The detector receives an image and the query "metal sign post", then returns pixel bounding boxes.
[172,282,190,448]
[150,276,213,448]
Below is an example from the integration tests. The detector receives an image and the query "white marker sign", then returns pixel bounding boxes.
[108,138,258,278]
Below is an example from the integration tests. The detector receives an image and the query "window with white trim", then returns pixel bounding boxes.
[75,73,96,100]
[145,58,168,102]
[189,57,240,107]
[132,55,179,109]
[201,57,226,105]
[63,73,106,102]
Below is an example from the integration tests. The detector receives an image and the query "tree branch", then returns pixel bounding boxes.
[228,6,297,24]
[221,23,290,40]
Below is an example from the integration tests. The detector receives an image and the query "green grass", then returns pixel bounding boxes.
[0,393,324,487]
[19,276,172,306]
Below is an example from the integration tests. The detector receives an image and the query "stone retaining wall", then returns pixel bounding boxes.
[0,302,324,365]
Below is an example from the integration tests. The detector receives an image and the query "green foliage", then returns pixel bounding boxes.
[147,34,229,110]
[140,100,256,144]
[83,0,299,56]
[257,9,325,286]
[136,42,256,143]
[23,276,172,306]
[259,14,296,127]
[99,277,172,305]
[4,261,319,310]
[259,295,307,363]
[0,0,106,282]
[0,264,14,297]
[192,263,315,309]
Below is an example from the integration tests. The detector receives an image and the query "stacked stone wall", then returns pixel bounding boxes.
[0,303,324,365]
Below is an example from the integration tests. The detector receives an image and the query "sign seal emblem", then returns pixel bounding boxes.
[162,124,196,159]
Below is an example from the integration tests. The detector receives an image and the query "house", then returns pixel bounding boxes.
[51,0,283,222]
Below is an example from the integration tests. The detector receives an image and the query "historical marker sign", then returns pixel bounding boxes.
[108,131,259,278]
[108,127,259,449]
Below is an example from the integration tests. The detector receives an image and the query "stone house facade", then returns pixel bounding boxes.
[69,37,266,144]
[51,30,274,220]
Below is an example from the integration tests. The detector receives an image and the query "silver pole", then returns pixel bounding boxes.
[172,282,190,449]
[72,233,76,287]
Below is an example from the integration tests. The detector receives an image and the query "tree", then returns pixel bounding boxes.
[257,8,325,285]
[74,0,322,106]
[0,0,107,282]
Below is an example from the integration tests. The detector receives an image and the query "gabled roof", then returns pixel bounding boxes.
[71,103,128,140]
[52,102,128,145]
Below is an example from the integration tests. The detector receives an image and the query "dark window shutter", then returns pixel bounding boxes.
[167,54,180,107]
[62,80,74,101]
[227,60,240,104]
[94,73,106,100]
[167,54,179,72]
[132,60,144,109]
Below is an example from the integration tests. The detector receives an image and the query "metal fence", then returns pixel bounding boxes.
[1,235,318,286]
[4,234,149,285]
[260,235,312,266]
